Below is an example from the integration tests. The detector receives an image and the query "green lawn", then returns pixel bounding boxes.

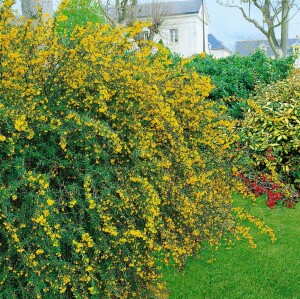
[163,196,300,299]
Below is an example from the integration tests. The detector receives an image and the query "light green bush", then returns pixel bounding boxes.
[241,70,300,193]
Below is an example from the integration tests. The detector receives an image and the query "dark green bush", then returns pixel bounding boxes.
[186,51,295,118]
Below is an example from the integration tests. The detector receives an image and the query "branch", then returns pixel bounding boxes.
[267,2,299,31]
[97,0,117,26]
[226,3,268,36]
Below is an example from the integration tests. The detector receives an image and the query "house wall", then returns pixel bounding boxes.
[210,49,231,59]
[295,57,300,68]
[150,13,208,57]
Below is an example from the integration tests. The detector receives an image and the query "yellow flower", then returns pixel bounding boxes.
[46,198,55,206]
[88,199,96,209]
[69,199,77,207]
[36,249,44,255]
[56,15,68,22]
[14,115,28,132]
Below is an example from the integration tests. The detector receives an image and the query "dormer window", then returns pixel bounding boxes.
[170,29,178,42]
[140,28,150,40]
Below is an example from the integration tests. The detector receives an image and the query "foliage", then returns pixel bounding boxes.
[55,0,105,36]
[186,52,295,118]
[238,173,298,208]
[0,3,275,298]
[239,70,300,204]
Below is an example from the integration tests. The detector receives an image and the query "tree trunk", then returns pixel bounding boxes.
[281,0,289,57]
[267,35,283,58]
[21,0,53,19]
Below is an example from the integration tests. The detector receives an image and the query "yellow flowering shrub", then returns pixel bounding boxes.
[0,2,274,298]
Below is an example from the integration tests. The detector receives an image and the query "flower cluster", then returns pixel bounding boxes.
[0,3,274,298]
[238,172,299,208]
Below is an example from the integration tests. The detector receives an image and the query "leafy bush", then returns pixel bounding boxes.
[240,70,300,203]
[55,0,106,36]
[186,52,295,118]
[0,4,275,298]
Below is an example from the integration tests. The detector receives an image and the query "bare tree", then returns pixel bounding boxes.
[104,0,171,40]
[134,0,172,41]
[97,0,117,25]
[103,0,138,25]
[217,0,300,58]
[21,0,54,18]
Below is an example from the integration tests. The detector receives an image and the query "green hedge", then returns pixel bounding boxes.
[186,51,295,118]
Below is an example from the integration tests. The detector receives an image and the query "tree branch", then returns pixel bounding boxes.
[97,0,117,26]
[223,3,268,36]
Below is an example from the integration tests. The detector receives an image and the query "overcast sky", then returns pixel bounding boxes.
[13,0,300,50]
[206,1,300,50]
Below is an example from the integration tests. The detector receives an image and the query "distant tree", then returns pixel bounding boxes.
[217,0,300,58]
[134,0,172,41]
[56,0,105,35]
[104,0,171,41]
[101,0,137,25]
[21,0,53,18]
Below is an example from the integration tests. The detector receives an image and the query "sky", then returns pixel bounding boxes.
[13,0,300,50]
[205,1,300,50]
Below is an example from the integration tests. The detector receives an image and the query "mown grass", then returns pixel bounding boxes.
[163,195,300,299]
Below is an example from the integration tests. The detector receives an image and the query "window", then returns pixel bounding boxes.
[170,29,178,42]
[141,29,150,40]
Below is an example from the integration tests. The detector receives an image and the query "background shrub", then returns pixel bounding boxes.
[55,0,106,36]
[186,52,295,119]
[239,70,300,202]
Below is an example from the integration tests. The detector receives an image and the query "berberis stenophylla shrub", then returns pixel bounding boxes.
[0,2,275,298]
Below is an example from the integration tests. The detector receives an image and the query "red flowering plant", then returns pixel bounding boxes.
[235,71,300,208]
[234,148,299,209]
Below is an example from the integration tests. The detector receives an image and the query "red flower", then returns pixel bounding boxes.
[266,199,276,208]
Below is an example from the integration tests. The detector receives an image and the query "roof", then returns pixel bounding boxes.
[108,0,204,20]
[208,34,230,51]
[135,0,202,17]
[235,38,298,56]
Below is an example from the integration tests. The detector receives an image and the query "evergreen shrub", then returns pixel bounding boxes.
[240,70,300,204]
[186,52,295,118]
[0,3,275,298]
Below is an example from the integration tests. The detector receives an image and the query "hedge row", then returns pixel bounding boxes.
[0,4,276,298]
[185,52,295,118]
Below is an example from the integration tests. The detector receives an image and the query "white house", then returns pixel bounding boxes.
[208,34,231,59]
[109,0,210,57]
[291,39,300,68]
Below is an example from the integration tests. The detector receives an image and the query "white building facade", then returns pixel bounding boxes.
[208,34,231,59]
[135,0,210,57]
